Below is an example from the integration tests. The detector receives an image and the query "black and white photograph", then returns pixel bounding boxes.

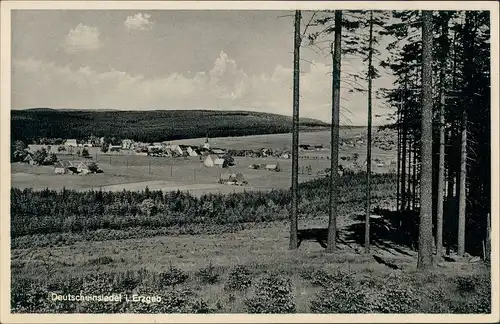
[1,1,498,322]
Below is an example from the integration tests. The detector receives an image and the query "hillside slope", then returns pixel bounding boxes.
[11,109,329,142]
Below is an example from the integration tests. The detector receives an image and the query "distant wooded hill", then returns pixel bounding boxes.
[11,109,332,143]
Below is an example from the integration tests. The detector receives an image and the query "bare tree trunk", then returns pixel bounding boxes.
[401,85,407,212]
[289,10,301,250]
[365,10,374,254]
[436,13,450,258]
[412,141,417,211]
[407,136,412,211]
[327,10,342,253]
[458,11,474,257]
[397,97,402,212]
[457,109,467,256]
[417,10,434,269]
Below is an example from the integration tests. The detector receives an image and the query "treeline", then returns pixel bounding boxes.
[382,11,491,257]
[11,173,396,238]
[11,109,329,143]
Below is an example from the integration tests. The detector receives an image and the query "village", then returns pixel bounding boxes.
[12,130,397,195]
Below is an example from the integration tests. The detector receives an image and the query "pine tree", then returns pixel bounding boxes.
[417,10,434,269]
[289,10,301,250]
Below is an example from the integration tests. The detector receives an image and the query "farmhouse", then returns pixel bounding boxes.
[54,160,73,174]
[65,139,77,147]
[299,144,311,151]
[77,161,93,174]
[204,155,217,167]
[214,157,227,168]
[23,154,35,165]
[122,139,134,150]
[168,145,184,156]
[226,172,247,185]
[211,148,225,155]
[265,164,281,172]
[109,145,122,152]
[186,146,199,157]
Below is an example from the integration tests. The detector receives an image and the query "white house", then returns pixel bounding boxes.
[65,139,77,147]
[211,148,225,155]
[77,161,92,174]
[214,158,227,168]
[204,155,215,167]
[170,145,183,156]
[187,146,198,157]
[122,139,134,150]
[54,160,73,174]
[265,164,280,172]
[109,145,122,152]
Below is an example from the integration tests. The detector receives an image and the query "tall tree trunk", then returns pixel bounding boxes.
[365,10,374,253]
[412,141,417,211]
[417,10,434,269]
[289,10,301,250]
[407,136,412,211]
[401,84,407,212]
[436,13,450,258]
[458,11,474,257]
[397,95,402,212]
[457,108,467,256]
[327,10,342,253]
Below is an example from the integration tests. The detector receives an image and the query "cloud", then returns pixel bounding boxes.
[124,13,154,31]
[64,24,102,53]
[12,52,394,125]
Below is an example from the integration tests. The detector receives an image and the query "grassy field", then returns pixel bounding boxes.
[10,170,491,314]
[12,129,487,315]
[11,219,491,314]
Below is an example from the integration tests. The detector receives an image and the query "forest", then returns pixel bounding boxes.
[10,173,395,240]
[284,9,491,268]
[10,109,329,143]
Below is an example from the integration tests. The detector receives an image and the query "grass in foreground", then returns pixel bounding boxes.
[11,256,490,314]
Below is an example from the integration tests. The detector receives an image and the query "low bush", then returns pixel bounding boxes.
[196,261,221,284]
[244,274,295,313]
[224,265,252,291]
[159,265,189,288]
[309,272,368,313]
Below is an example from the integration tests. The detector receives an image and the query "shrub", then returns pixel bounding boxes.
[300,268,340,287]
[310,276,368,313]
[224,265,252,291]
[369,282,420,313]
[452,275,491,313]
[87,256,114,265]
[245,274,295,313]
[159,265,188,288]
[456,276,477,293]
[196,261,221,284]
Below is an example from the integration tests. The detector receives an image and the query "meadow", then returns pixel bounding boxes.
[10,170,491,314]
[10,129,490,315]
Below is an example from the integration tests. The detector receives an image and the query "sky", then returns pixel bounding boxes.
[11,10,396,125]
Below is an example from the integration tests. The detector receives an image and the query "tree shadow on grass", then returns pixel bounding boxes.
[342,208,419,256]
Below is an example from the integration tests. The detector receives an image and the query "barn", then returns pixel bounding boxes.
[77,161,92,174]
[214,157,227,168]
[265,163,281,172]
[54,160,73,174]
